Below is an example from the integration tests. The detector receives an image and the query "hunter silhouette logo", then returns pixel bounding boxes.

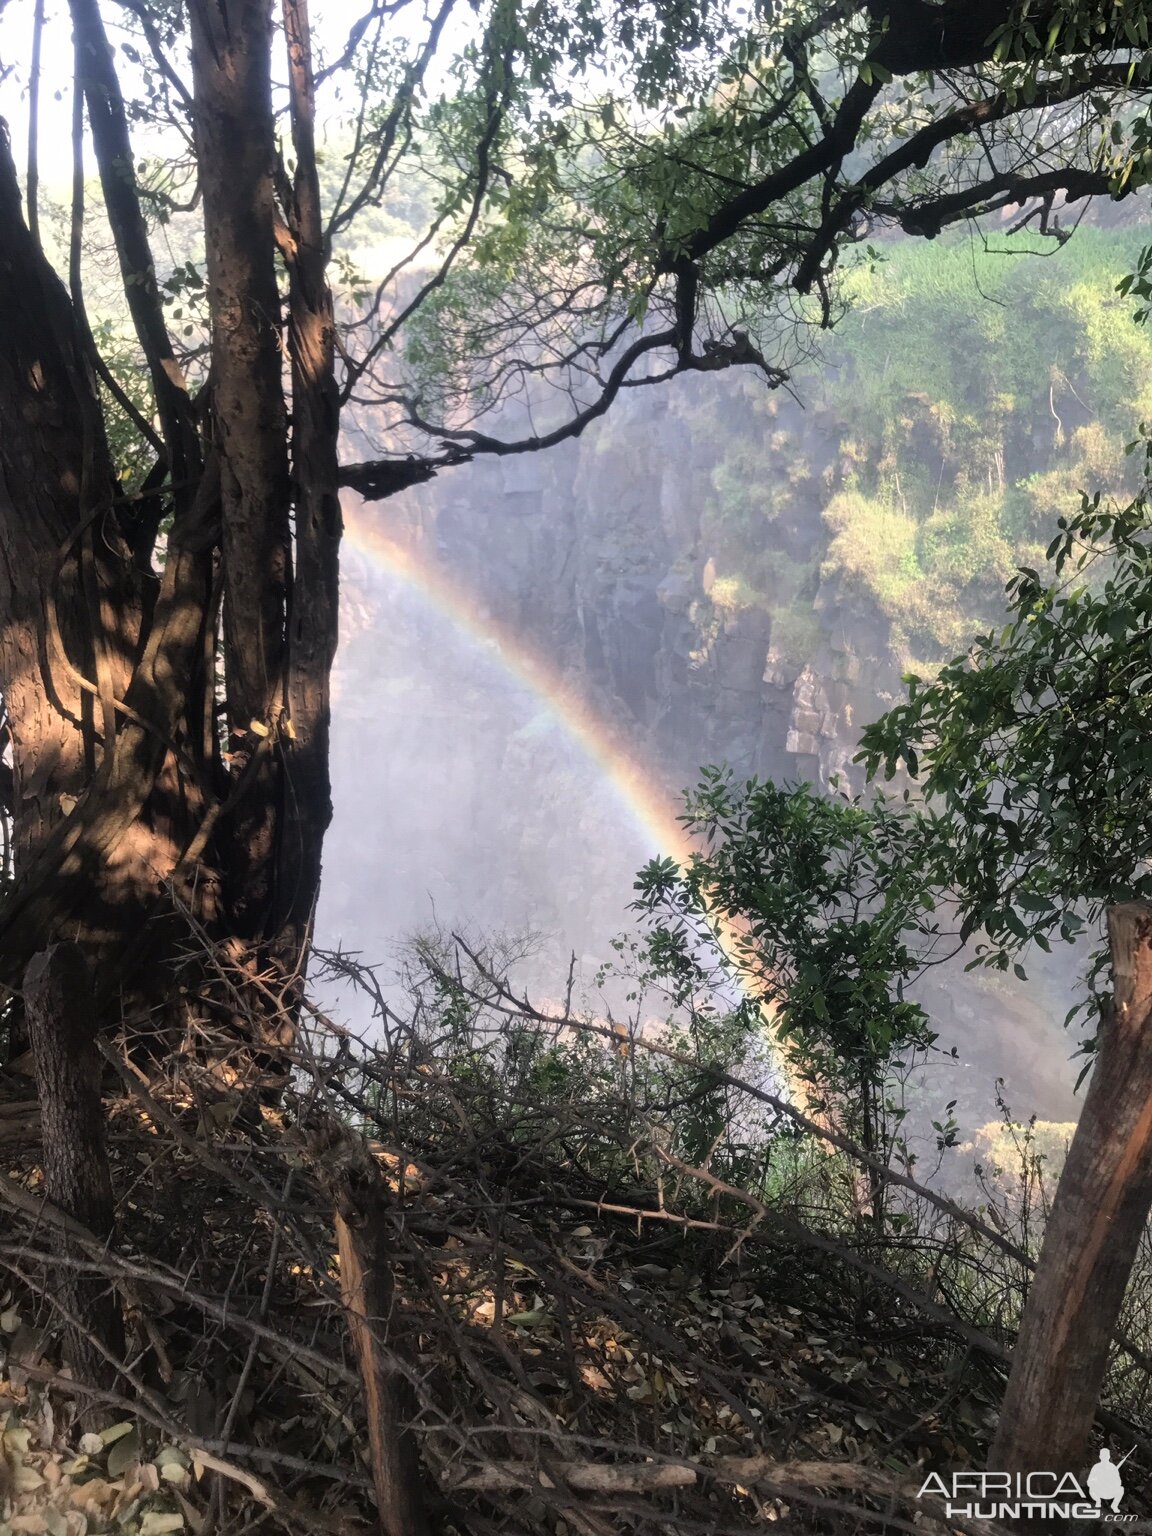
[918,1447,1137,1521]
[1087,1449,1129,1514]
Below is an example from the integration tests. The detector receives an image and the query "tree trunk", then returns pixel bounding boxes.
[68,0,196,477]
[335,1174,431,1536]
[279,0,343,956]
[0,3,343,1371]
[190,0,291,945]
[991,900,1152,1479]
[0,0,340,1082]
[0,123,138,877]
[0,124,215,1007]
[25,943,123,1393]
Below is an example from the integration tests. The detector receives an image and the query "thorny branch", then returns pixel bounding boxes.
[0,918,1149,1531]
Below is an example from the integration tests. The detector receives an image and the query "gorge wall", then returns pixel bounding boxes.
[369,375,896,798]
[322,227,1152,1135]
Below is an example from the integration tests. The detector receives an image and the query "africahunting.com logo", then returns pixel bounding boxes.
[918,1449,1135,1521]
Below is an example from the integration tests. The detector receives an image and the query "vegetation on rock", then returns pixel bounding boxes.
[697,227,1152,666]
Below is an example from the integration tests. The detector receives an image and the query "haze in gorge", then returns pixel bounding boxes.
[317,216,1152,1156]
[16,0,1152,1522]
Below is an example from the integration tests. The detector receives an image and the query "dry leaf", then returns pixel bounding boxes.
[4,1425,31,1455]
[69,1476,116,1513]
[139,1514,184,1535]
[153,1448,188,1472]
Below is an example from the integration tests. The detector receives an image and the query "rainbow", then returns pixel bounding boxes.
[342,499,698,868]
[341,497,802,1103]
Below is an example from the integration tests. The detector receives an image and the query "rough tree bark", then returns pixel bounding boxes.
[0,124,141,877]
[189,0,291,944]
[991,901,1152,1479]
[0,123,219,1007]
[0,0,334,1036]
[24,942,123,1391]
[278,0,343,957]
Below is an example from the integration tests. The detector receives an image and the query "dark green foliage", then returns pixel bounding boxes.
[632,770,946,1182]
[695,228,1152,664]
[857,439,1152,1058]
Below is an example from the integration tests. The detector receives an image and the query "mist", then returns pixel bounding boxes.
[315,257,1127,1147]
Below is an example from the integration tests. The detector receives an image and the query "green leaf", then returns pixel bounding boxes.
[107,1426,141,1477]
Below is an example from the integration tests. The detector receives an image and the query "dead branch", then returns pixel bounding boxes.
[332,1161,432,1536]
[448,1459,698,1494]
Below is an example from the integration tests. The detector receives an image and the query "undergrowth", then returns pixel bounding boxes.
[0,918,1149,1535]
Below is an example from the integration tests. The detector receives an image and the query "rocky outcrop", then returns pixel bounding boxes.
[364,372,899,802]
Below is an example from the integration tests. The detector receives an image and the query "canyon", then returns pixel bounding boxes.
[321,227,1152,1145]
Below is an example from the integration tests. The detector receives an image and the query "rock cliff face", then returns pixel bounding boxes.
[366,371,907,800]
[326,366,1089,1133]
[327,223,1152,1129]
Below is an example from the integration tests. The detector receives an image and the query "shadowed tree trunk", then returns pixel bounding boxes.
[0,0,331,1049]
[278,0,343,959]
[0,122,214,995]
[189,0,291,946]
[25,942,124,1393]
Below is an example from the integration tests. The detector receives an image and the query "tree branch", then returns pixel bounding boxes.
[337,453,466,500]
[68,0,199,478]
[794,64,1140,291]
[405,328,681,455]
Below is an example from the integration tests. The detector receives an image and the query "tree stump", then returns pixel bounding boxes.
[24,943,123,1392]
[991,901,1152,1485]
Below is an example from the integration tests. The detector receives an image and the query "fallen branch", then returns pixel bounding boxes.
[446,1454,1007,1536]
[448,1459,698,1494]
[333,1162,432,1536]
[716,1457,1004,1536]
